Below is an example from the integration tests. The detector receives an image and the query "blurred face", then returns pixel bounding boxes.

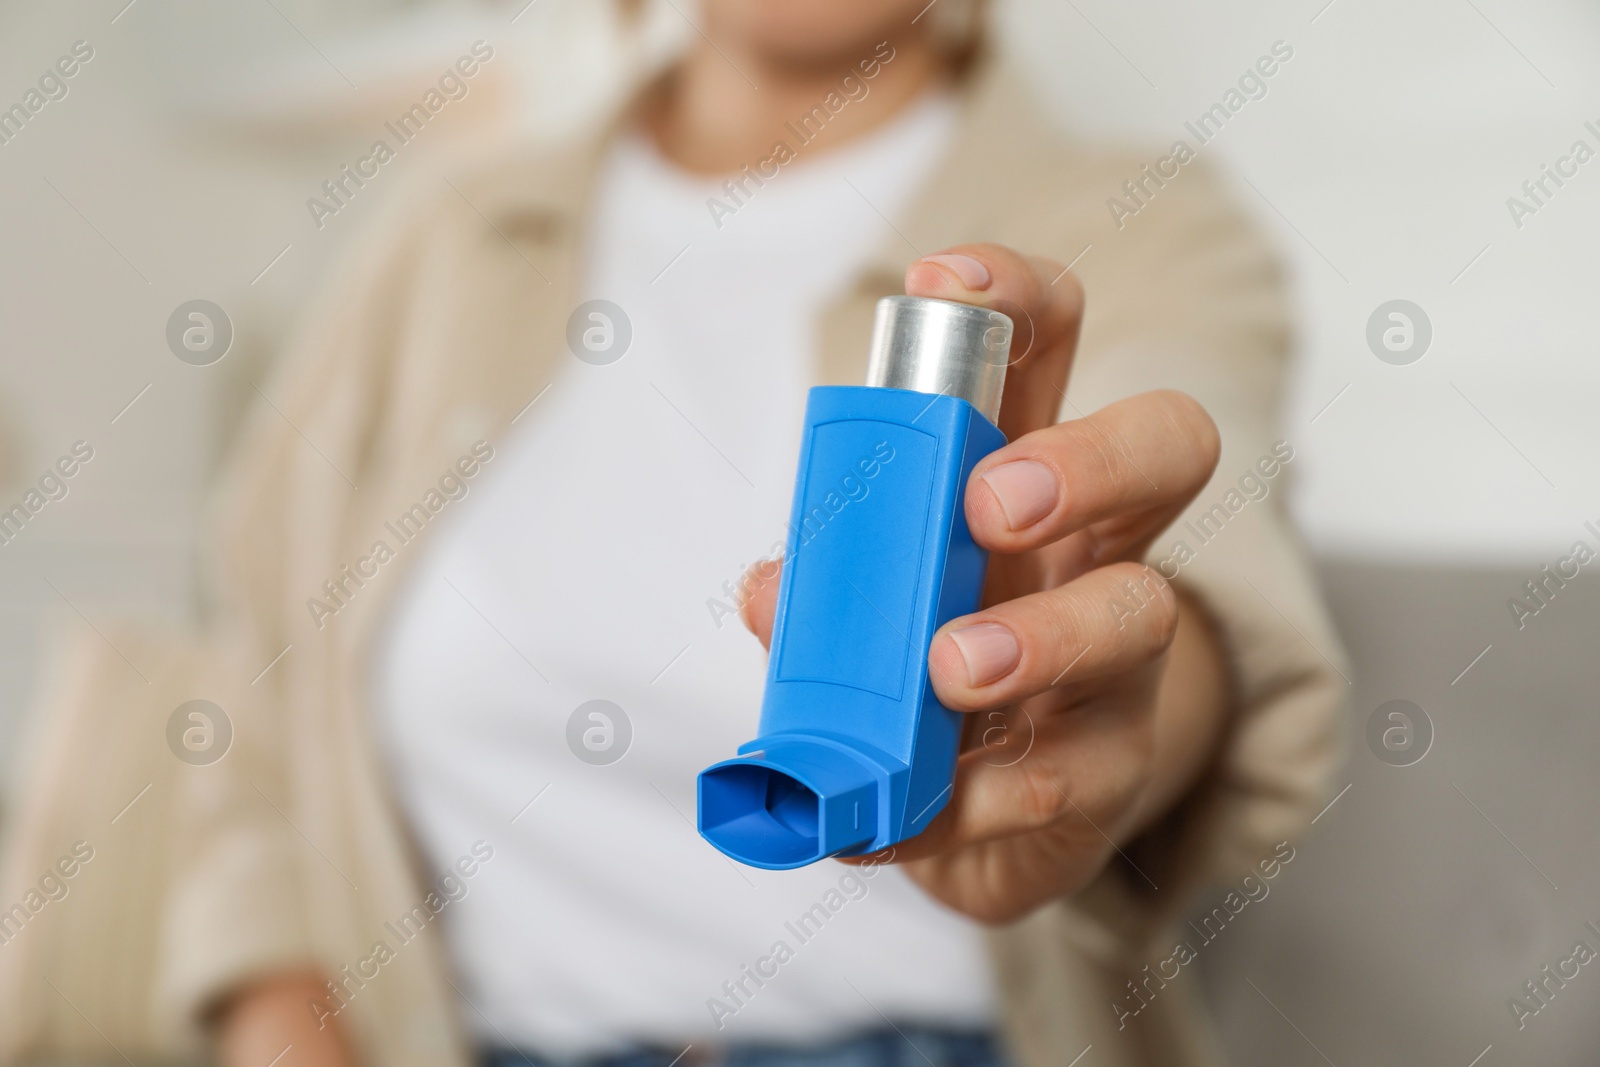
[701,0,929,66]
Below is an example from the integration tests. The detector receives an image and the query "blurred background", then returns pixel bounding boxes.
[1,0,1598,1063]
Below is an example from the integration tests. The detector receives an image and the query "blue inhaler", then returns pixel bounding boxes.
[698,296,1014,870]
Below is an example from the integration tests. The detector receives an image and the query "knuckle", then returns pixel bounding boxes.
[960,891,1033,927]
[1099,562,1178,650]
[1018,763,1072,832]
[1043,586,1099,657]
[1071,421,1129,496]
[1136,564,1181,645]
[1047,264,1084,308]
[1153,389,1221,475]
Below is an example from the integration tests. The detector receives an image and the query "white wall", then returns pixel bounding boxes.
[999,0,1600,562]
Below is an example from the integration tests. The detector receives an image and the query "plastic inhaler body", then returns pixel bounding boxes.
[698,296,1014,870]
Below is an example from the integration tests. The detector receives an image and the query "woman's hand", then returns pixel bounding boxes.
[742,244,1233,923]
[214,972,356,1067]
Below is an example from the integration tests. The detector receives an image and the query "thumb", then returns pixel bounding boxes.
[738,557,783,650]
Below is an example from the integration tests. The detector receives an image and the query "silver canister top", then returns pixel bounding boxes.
[864,296,1013,424]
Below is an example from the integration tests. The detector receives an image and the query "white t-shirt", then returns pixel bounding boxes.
[371,91,996,1056]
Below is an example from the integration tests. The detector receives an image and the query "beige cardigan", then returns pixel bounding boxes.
[0,59,1348,1067]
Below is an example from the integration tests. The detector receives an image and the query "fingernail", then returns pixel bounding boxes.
[980,460,1058,530]
[946,622,1020,686]
[921,253,991,290]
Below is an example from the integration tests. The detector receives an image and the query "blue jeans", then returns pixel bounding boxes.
[483,1027,1008,1067]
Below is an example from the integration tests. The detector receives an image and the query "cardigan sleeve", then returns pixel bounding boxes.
[154,184,448,1031]
[1047,157,1351,953]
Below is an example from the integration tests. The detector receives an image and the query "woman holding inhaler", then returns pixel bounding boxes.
[25,2,1346,1066]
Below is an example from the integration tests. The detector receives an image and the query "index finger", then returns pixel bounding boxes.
[905,244,1083,441]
